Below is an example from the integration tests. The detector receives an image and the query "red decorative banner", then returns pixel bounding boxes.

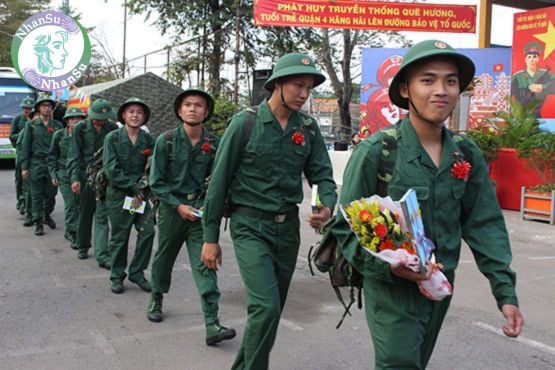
[254,0,476,33]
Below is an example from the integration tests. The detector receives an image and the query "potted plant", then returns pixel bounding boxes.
[466,125,502,165]
[487,98,544,210]
[516,131,555,224]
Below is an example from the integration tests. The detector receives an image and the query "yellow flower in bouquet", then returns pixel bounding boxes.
[343,198,415,254]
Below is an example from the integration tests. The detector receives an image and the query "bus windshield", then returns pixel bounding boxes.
[0,78,33,119]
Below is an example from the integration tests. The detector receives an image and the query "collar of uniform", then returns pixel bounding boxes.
[258,100,276,125]
[177,124,209,148]
[438,130,464,174]
[259,100,306,137]
[397,116,421,162]
[119,126,146,146]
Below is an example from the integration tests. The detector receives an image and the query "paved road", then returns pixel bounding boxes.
[0,162,554,369]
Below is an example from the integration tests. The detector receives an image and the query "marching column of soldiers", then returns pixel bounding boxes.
[10,90,238,347]
[10,53,345,369]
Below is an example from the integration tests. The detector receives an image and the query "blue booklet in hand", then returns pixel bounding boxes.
[399,188,433,275]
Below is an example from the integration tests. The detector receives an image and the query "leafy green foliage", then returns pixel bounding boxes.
[466,127,502,164]
[516,131,555,191]
[490,97,541,148]
[204,95,236,137]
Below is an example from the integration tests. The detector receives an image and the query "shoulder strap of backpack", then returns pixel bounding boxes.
[242,107,257,145]
[164,129,175,157]
[376,126,399,197]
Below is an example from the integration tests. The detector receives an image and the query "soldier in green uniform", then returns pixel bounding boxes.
[511,42,555,116]
[18,122,34,226]
[332,40,524,369]
[48,107,86,248]
[67,99,118,266]
[201,53,337,369]
[10,96,34,213]
[146,89,236,346]
[103,98,155,294]
[19,95,64,236]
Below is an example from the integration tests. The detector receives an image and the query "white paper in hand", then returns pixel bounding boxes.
[123,196,146,214]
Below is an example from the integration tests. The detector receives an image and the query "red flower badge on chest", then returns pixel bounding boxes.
[201,140,212,154]
[47,127,54,134]
[292,127,305,145]
[450,152,471,181]
[142,148,151,156]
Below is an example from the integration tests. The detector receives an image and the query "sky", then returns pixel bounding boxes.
[63,0,525,82]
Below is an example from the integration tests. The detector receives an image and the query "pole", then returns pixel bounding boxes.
[122,0,127,77]
[234,0,241,108]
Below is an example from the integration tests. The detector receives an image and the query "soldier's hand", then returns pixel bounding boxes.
[22,170,29,181]
[308,206,332,229]
[391,260,433,282]
[133,192,144,208]
[501,304,524,338]
[201,242,222,271]
[529,83,543,93]
[71,181,81,195]
[176,204,199,222]
[51,178,59,187]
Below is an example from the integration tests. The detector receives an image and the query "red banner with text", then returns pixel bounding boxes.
[254,0,476,33]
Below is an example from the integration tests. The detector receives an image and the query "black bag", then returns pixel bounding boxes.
[308,216,362,329]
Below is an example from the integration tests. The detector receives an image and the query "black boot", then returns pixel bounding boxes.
[35,223,44,236]
[44,215,56,229]
[23,216,34,227]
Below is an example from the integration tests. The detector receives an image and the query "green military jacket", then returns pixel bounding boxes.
[19,117,64,171]
[67,118,118,183]
[149,125,219,209]
[511,68,555,105]
[103,126,155,197]
[9,114,29,148]
[332,117,518,308]
[202,100,337,244]
[48,128,72,181]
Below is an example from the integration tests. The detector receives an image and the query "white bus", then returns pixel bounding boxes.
[0,67,34,159]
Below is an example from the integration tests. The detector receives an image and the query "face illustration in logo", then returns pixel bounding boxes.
[34,30,69,75]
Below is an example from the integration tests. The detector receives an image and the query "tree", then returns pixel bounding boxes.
[0,0,50,66]
[128,0,248,98]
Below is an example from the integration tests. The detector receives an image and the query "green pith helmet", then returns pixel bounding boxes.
[173,88,214,122]
[118,97,151,125]
[264,53,326,91]
[388,40,476,110]
[34,94,56,110]
[63,106,86,121]
[523,42,543,55]
[20,96,35,108]
[88,99,115,121]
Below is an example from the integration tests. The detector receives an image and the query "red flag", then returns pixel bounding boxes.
[493,63,504,72]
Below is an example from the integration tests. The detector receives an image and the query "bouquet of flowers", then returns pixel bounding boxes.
[341,194,452,301]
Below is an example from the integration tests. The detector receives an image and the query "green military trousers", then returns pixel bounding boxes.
[230,211,300,370]
[150,202,220,325]
[22,175,32,217]
[59,173,78,236]
[106,187,155,282]
[15,157,24,207]
[75,181,111,264]
[29,160,57,223]
[363,271,454,369]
